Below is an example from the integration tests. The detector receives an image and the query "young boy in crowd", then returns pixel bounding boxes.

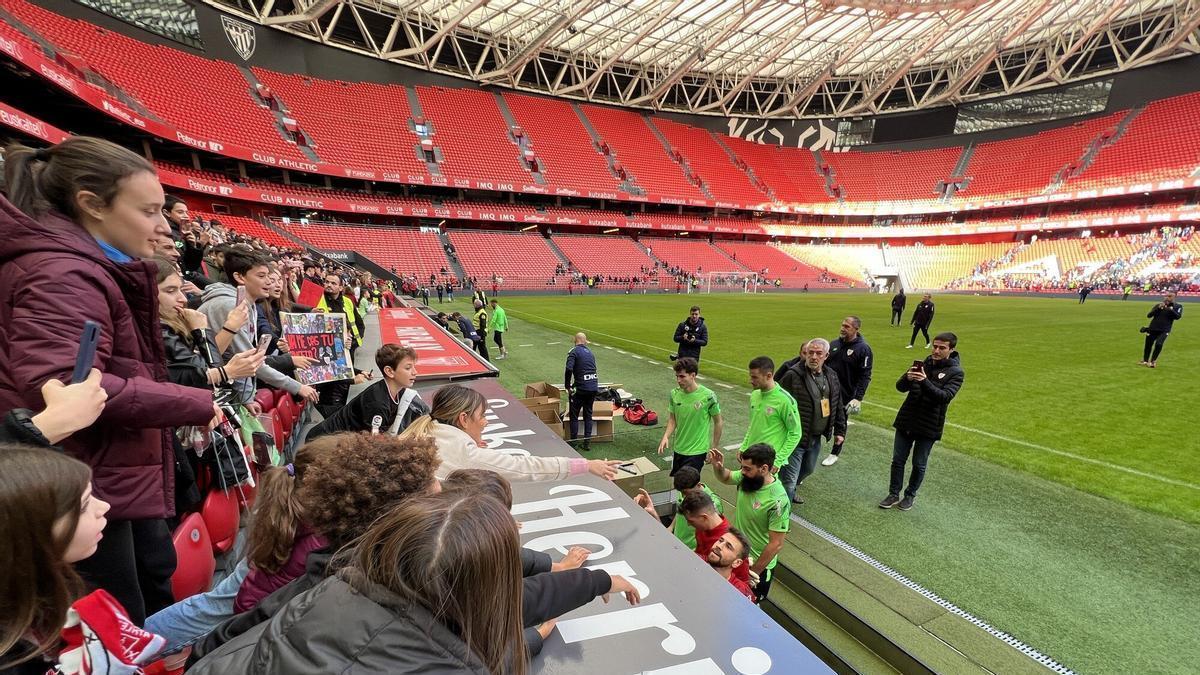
[198,249,318,407]
[304,344,428,442]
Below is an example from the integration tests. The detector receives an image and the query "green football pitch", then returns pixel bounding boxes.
[441,291,1199,674]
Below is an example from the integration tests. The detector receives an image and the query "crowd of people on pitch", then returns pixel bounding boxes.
[555,303,967,605]
[0,137,651,674]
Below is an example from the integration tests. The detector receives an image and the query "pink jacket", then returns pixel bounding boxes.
[0,197,215,519]
[235,525,327,613]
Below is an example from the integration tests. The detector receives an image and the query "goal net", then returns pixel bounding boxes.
[704,271,760,294]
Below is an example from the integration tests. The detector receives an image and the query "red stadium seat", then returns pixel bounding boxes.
[200,488,241,555]
[254,388,276,413]
[170,514,215,601]
[237,464,259,511]
[270,408,287,451]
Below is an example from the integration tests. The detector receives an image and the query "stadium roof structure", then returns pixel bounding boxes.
[210,0,1200,117]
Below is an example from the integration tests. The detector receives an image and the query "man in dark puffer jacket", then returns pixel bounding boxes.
[880,332,964,512]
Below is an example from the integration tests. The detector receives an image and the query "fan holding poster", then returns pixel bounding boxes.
[281,312,355,385]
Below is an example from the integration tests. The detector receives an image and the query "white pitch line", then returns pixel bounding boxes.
[631,354,643,360]
[519,344,534,347]
[714,382,735,389]
[696,375,708,380]
[546,341,561,345]
[861,401,1200,491]
[601,345,613,349]
[647,360,660,365]
[508,307,1199,491]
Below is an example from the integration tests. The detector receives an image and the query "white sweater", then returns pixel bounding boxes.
[430,423,587,482]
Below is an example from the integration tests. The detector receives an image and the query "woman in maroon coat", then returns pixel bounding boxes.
[0,137,217,623]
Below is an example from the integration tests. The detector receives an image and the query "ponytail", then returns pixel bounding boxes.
[2,137,154,220]
[396,414,437,442]
[245,443,320,574]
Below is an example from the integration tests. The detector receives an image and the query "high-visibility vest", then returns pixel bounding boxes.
[317,294,361,345]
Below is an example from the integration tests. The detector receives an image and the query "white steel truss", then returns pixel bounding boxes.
[205,0,1200,118]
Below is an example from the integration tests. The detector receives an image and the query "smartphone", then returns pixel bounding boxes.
[255,334,272,355]
[235,286,247,307]
[911,360,925,372]
[72,321,101,383]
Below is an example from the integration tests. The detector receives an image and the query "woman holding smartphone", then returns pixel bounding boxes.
[0,138,220,624]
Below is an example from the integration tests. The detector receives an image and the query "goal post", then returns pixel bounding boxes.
[704,271,760,294]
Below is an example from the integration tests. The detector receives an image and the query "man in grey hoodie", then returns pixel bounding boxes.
[199,249,318,407]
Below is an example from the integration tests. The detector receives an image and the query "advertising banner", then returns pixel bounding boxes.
[418,378,828,674]
[281,312,354,385]
[379,307,496,379]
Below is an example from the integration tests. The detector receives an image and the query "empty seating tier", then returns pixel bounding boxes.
[279,222,450,280]
[447,230,563,290]
[552,234,656,278]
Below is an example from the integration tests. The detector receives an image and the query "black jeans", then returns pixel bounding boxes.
[568,390,597,439]
[890,430,936,499]
[1143,332,1169,361]
[891,309,903,325]
[909,324,931,346]
[493,331,505,349]
[74,518,176,625]
[473,337,490,360]
[670,451,707,476]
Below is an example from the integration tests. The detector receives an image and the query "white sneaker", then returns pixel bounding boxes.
[822,455,839,466]
[925,343,932,349]
[906,345,913,349]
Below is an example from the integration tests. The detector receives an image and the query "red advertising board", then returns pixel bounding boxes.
[0,100,69,143]
[378,308,495,379]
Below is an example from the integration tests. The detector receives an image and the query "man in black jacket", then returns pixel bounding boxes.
[777,339,846,504]
[670,305,709,362]
[891,289,906,326]
[881,332,964,511]
[823,315,873,466]
[907,294,935,349]
[1141,292,1184,368]
[565,332,599,450]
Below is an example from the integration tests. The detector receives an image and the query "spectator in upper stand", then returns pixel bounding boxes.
[1,371,107,447]
[0,445,172,675]
[0,138,219,624]
[399,384,620,482]
[305,344,429,441]
[671,305,708,362]
[198,248,319,410]
[191,492,529,675]
[908,293,935,349]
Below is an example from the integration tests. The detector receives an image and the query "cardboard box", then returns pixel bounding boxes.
[524,382,563,401]
[519,396,561,417]
[559,401,614,442]
[610,457,661,499]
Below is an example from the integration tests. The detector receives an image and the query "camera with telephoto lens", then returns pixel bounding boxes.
[1139,326,1150,334]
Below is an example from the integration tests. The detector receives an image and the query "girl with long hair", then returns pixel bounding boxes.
[189,492,526,674]
[234,443,327,613]
[0,445,166,674]
[399,384,621,482]
[0,137,219,623]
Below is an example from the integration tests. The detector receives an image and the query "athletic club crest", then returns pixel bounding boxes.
[221,16,257,61]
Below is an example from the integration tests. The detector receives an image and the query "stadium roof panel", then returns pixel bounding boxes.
[217,0,1197,117]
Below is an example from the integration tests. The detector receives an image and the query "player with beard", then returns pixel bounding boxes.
[706,529,755,601]
[708,443,790,603]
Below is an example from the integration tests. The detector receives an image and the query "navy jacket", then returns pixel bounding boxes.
[673,317,708,359]
[911,300,935,327]
[564,345,599,392]
[1147,301,1183,333]
[827,334,874,401]
[893,352,963,441]
[891,293,906,311]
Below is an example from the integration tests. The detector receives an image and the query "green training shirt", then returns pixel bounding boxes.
[668,385,721,456]
[730,470,790,571]
[672,483,723,550]
[739,384,802,467]
[491,305,508,333]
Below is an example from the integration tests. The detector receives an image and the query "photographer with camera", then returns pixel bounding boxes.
[1140,291,1184,368]
[670,305,708,362]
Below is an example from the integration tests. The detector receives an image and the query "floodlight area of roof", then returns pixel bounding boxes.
[819,0,984,12]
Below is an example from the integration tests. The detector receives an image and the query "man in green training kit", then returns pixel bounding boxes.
[657,357,723,476]
[740,356,802,473]
[708,443,790,602]
[489,299,509,359]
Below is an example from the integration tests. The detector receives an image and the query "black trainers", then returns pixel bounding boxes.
[791,494,805,505]
[898,496,915,511]
[878,495,900,509]
[668,353,678,361]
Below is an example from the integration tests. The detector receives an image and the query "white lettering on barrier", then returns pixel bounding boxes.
[585,559,650,599]
[557,603,695,656]
[39,64,77,94]
[0,109,47,138]
[512,484,628,534]
[482,399,534,455]
[522,531,615,560]
[0,35,20,59]
[392,326,445,351]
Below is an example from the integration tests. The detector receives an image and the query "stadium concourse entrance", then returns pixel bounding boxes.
[326,303,827,673]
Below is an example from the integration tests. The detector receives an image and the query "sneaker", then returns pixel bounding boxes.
[821,454,839,467]
[668,353,678,361]
[791,494,805,505]
[878,495,900,509]
[898,496,915,511]
[905,344,913,349]
[1139,360,1148,366]
[925,343,932,349]
[1148,362,1157,369]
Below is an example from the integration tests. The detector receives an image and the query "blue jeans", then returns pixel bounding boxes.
[890,430,936,499]
[778,437,822,502]
[144,558,250,654]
